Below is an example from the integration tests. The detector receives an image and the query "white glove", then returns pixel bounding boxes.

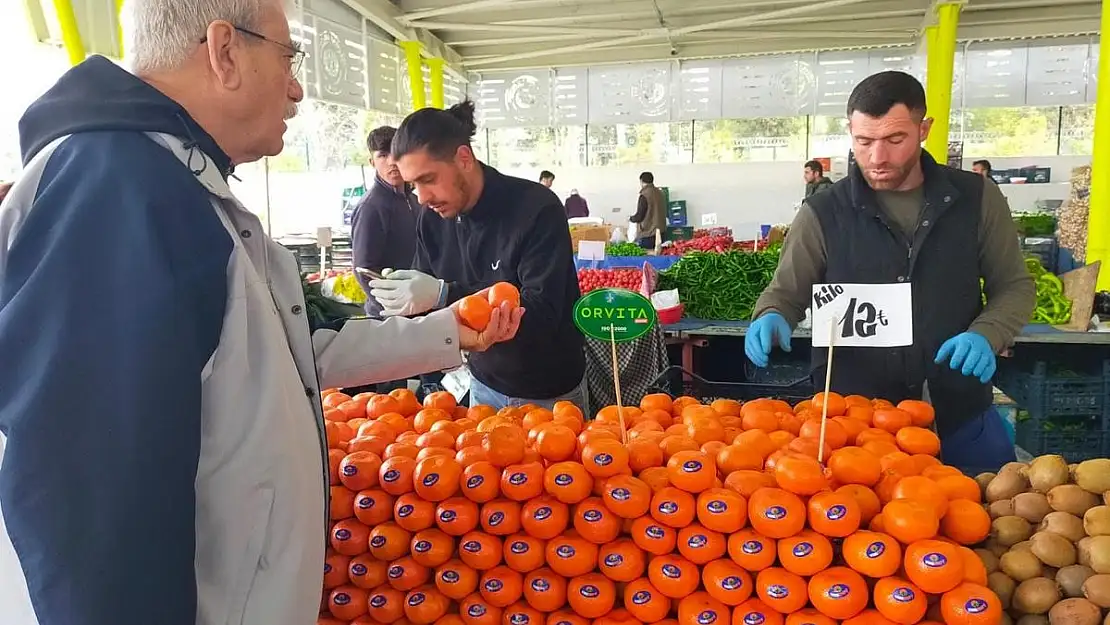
[368,269,445,317]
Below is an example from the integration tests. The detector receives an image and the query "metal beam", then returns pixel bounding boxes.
[956,19,1098,40]
[461,34,917,61]
[957,4,1100,27]
[467,38,906,72]
[23,0,50,41]
[464,0,876,67]
[415,21,645,35]
[401,0,525,23]
[450,28,912,47]
[442,0,817,28]
[342,0,465,73]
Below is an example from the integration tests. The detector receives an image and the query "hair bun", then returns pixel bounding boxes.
[446,100,478,139]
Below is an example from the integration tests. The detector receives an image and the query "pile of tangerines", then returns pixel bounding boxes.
[316,387,1002,625]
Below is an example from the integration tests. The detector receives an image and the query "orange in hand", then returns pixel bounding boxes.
[488,282,521,309]
[458,295,492,331]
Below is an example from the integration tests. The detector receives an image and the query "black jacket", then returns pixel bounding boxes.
[351,175,421,316]
[414,164,586,399]
[807,152,991,436]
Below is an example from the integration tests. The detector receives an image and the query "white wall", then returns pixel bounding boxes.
[500,154,1090,240]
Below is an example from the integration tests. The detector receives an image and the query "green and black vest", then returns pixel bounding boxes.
[806,152,992,436]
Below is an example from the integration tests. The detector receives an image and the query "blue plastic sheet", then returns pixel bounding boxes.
[574,255,680,271]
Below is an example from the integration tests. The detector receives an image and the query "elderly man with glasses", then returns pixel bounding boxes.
[0,1,526,624]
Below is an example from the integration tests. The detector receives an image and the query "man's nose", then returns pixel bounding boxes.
[289,77,305,103]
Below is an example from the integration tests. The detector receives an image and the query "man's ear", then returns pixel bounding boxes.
[205,20,243,90]
[456,144,476,170]
[920,117,934,143]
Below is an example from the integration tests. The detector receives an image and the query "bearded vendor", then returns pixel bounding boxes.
[744,71,1034,470]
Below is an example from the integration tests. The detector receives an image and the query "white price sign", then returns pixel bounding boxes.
[811,283,913,347]
[578,240,606,260]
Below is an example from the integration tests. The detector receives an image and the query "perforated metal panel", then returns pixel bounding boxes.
[368,38,402,114]
[552,67,588,125]
[721,54,817,118]
[469,71,554,128]
[300,13,368,109]
[463,43,1105,128]
[1026,43,1090,106]
[814,50,873,116]
[868,47,922,79]
[587,63,673,124]
[963,44,1029,108]
[951,49,965,109]
[673,59,723,121]
[444,73,466,107]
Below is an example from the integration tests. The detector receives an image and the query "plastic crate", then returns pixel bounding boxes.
[647,366,813,405]
[1014,415,1109,462]
[1021,236,1059,273]
[994,359,1110,419]
[742,358,812,387]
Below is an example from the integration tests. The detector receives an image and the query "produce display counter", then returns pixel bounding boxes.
[662,319,1110,344]
[662,319,1110,461]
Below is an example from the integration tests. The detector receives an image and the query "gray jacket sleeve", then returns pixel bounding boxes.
[312,308,463,389]
[969,182,1036,351]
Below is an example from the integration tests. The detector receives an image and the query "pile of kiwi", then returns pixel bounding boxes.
[975,456,1110,625]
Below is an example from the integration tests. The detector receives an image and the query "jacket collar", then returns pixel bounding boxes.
[849,149,961,217]
[462,162,501,221]
[373,173,408,197]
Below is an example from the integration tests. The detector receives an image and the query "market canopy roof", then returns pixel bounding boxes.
[382,0,1102,71]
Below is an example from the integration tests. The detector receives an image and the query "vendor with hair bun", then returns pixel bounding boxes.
[367,101,587,412]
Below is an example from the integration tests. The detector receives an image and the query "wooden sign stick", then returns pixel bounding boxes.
[817,316,838,464]
[610,322,627,444]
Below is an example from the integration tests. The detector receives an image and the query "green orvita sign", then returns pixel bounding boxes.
[573,288,657,342]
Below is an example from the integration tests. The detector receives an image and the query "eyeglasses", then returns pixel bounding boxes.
[200,26,305,76]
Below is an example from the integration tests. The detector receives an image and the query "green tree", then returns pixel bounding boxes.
[1060,104,1095,155]
[694,117,807,162]
[960,106,1059,156]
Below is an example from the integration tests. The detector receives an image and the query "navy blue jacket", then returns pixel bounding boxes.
[0,56,231,625]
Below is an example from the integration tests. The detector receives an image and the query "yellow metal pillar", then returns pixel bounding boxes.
[428,58,445,109]
[116,0,126,57]
[52,0,86,66]
[923,2,961,163]
[399,41,427,111]
[1088,0,1110,287]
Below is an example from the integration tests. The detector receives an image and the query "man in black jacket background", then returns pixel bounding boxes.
[368,102,587,411]
[351,126,421,317]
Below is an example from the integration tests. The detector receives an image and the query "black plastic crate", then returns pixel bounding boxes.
[1014,415,1109,462]
[742,358,811,387]
[994,359,1110,420]
[1020,236,1059,273]
[648,366,813,405]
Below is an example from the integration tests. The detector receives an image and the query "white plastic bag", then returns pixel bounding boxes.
[651,289,681,310]
[627,221,639,242]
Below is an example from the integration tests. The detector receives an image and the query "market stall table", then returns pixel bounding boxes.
[663,319,1110,344]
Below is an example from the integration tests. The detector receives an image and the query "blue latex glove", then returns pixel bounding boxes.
[935,331,996,383]
[744,312,792,368]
